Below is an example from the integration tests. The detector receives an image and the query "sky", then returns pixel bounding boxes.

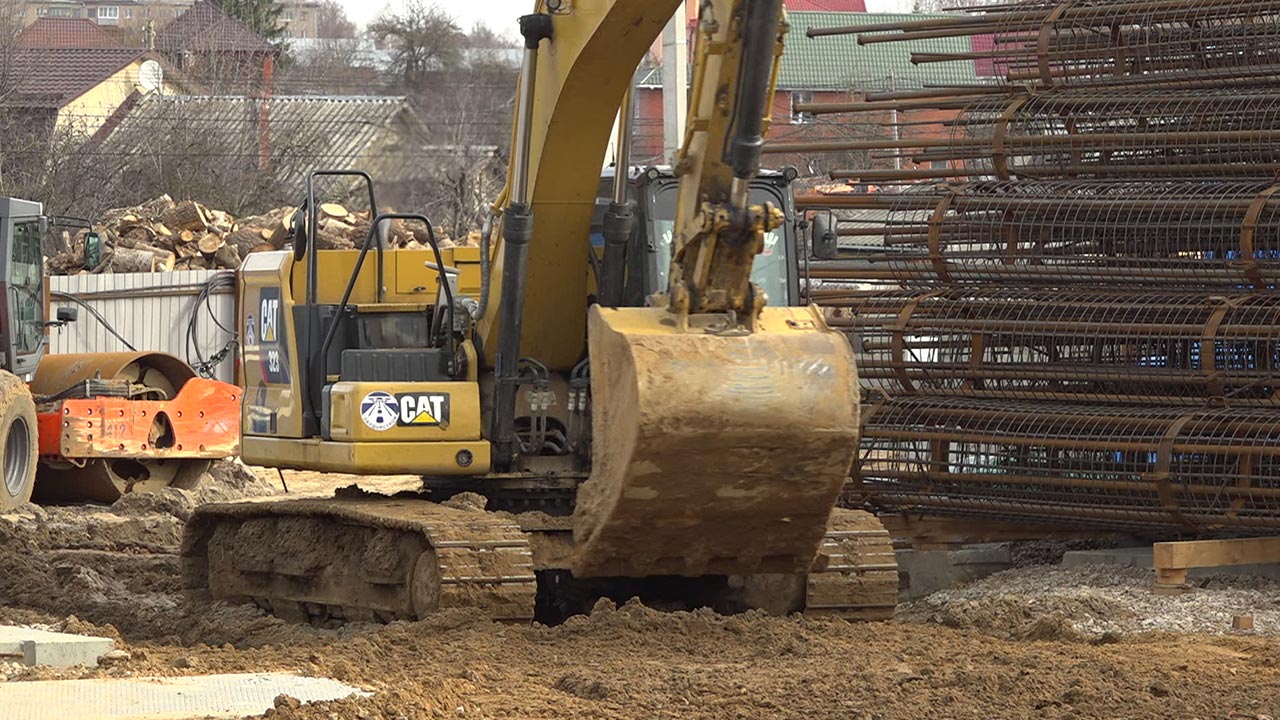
[337,0,915,35]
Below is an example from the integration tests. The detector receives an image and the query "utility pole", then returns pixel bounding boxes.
[662,1,688,165]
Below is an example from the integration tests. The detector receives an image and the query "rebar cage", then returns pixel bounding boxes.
[792,0,1280,534]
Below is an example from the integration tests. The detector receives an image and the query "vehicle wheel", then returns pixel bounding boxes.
[0,372,37,511]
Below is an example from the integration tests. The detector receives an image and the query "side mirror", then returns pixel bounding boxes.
[292,206,308,262]
[811,213,838,260]
[39,216,49,234]
[56,307,78,323]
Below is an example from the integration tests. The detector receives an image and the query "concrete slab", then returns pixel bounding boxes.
[0,672,370,720]
[1062,546,1280,581]
[0,626,115,668]
[896,544,1014,600]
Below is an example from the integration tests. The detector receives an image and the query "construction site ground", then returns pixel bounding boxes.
[1,465,1277,720]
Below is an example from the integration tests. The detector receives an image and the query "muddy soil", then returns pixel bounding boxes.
[1,468,1278,719]
[0,461,303,646]
[4,601,1279,720]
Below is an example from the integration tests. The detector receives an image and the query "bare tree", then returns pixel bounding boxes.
[315,0,358,39]
[370,1,464,90]
[0,0,24,100]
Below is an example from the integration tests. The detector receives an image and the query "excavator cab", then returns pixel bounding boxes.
[592,167,802,309]
[0,198,52,379]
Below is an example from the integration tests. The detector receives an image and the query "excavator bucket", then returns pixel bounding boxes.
[572,305,861,578]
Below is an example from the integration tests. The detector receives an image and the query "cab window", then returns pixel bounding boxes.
[648,185,791,306]
[10,221,44,356]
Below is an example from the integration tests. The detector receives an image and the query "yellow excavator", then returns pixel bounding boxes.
[183,0,897,624]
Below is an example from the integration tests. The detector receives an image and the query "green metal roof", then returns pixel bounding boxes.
[783,12,980,90]
[639,12,980,91]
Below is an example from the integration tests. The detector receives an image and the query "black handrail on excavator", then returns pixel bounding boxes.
[316,213,458,384]
[298,169,381,436]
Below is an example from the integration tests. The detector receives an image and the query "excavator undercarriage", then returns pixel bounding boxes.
[184,497,895,625]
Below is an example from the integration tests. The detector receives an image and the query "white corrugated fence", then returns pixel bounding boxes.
[47,270,238,384]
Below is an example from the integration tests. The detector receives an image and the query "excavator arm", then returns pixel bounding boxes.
[667,0,788,323]
[477,1,862,579]
[577,2,861,579]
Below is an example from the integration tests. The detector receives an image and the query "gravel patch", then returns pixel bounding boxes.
[903,563,1280,638]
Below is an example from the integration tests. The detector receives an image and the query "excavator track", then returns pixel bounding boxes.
[806,509,898,620]
[182,497,536,624]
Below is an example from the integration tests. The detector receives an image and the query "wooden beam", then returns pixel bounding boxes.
[879,513,1129,548]
[1152,537,1280,594]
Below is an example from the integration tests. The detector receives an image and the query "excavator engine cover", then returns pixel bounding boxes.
[572,304,861,578]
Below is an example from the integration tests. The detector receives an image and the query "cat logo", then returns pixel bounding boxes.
[396,393,451,427]
[260,296,280,343]
[256,287,290,385]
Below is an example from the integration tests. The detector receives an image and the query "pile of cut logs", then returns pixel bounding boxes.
[46,196,462,275]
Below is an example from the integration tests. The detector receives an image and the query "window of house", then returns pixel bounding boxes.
[790,91,815,124]
[124,7,132,18]
[97,6,120,19]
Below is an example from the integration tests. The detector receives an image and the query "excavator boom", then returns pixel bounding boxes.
[570,0,862,578]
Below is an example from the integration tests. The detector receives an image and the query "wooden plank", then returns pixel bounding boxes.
[1152,536,1280,594]
[878,513,1124,548]
[1153,537,1280,571]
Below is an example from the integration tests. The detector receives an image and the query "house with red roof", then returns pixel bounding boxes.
[17,17,128,48]
[153,0,277,91]
[6,46,192,136]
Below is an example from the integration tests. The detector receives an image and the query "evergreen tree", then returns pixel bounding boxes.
[216,0,287,46]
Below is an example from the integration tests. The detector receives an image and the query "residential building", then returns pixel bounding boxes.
[25,1,193,30]
[155,0,273,54]
[6,46,190,135]
[279,0,320,39]
[26,0,317,37]
[155,1,276,91]
[134,0,193,25]
[17,16,126,46]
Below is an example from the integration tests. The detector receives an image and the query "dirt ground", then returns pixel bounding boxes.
[1,465,1278,720]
